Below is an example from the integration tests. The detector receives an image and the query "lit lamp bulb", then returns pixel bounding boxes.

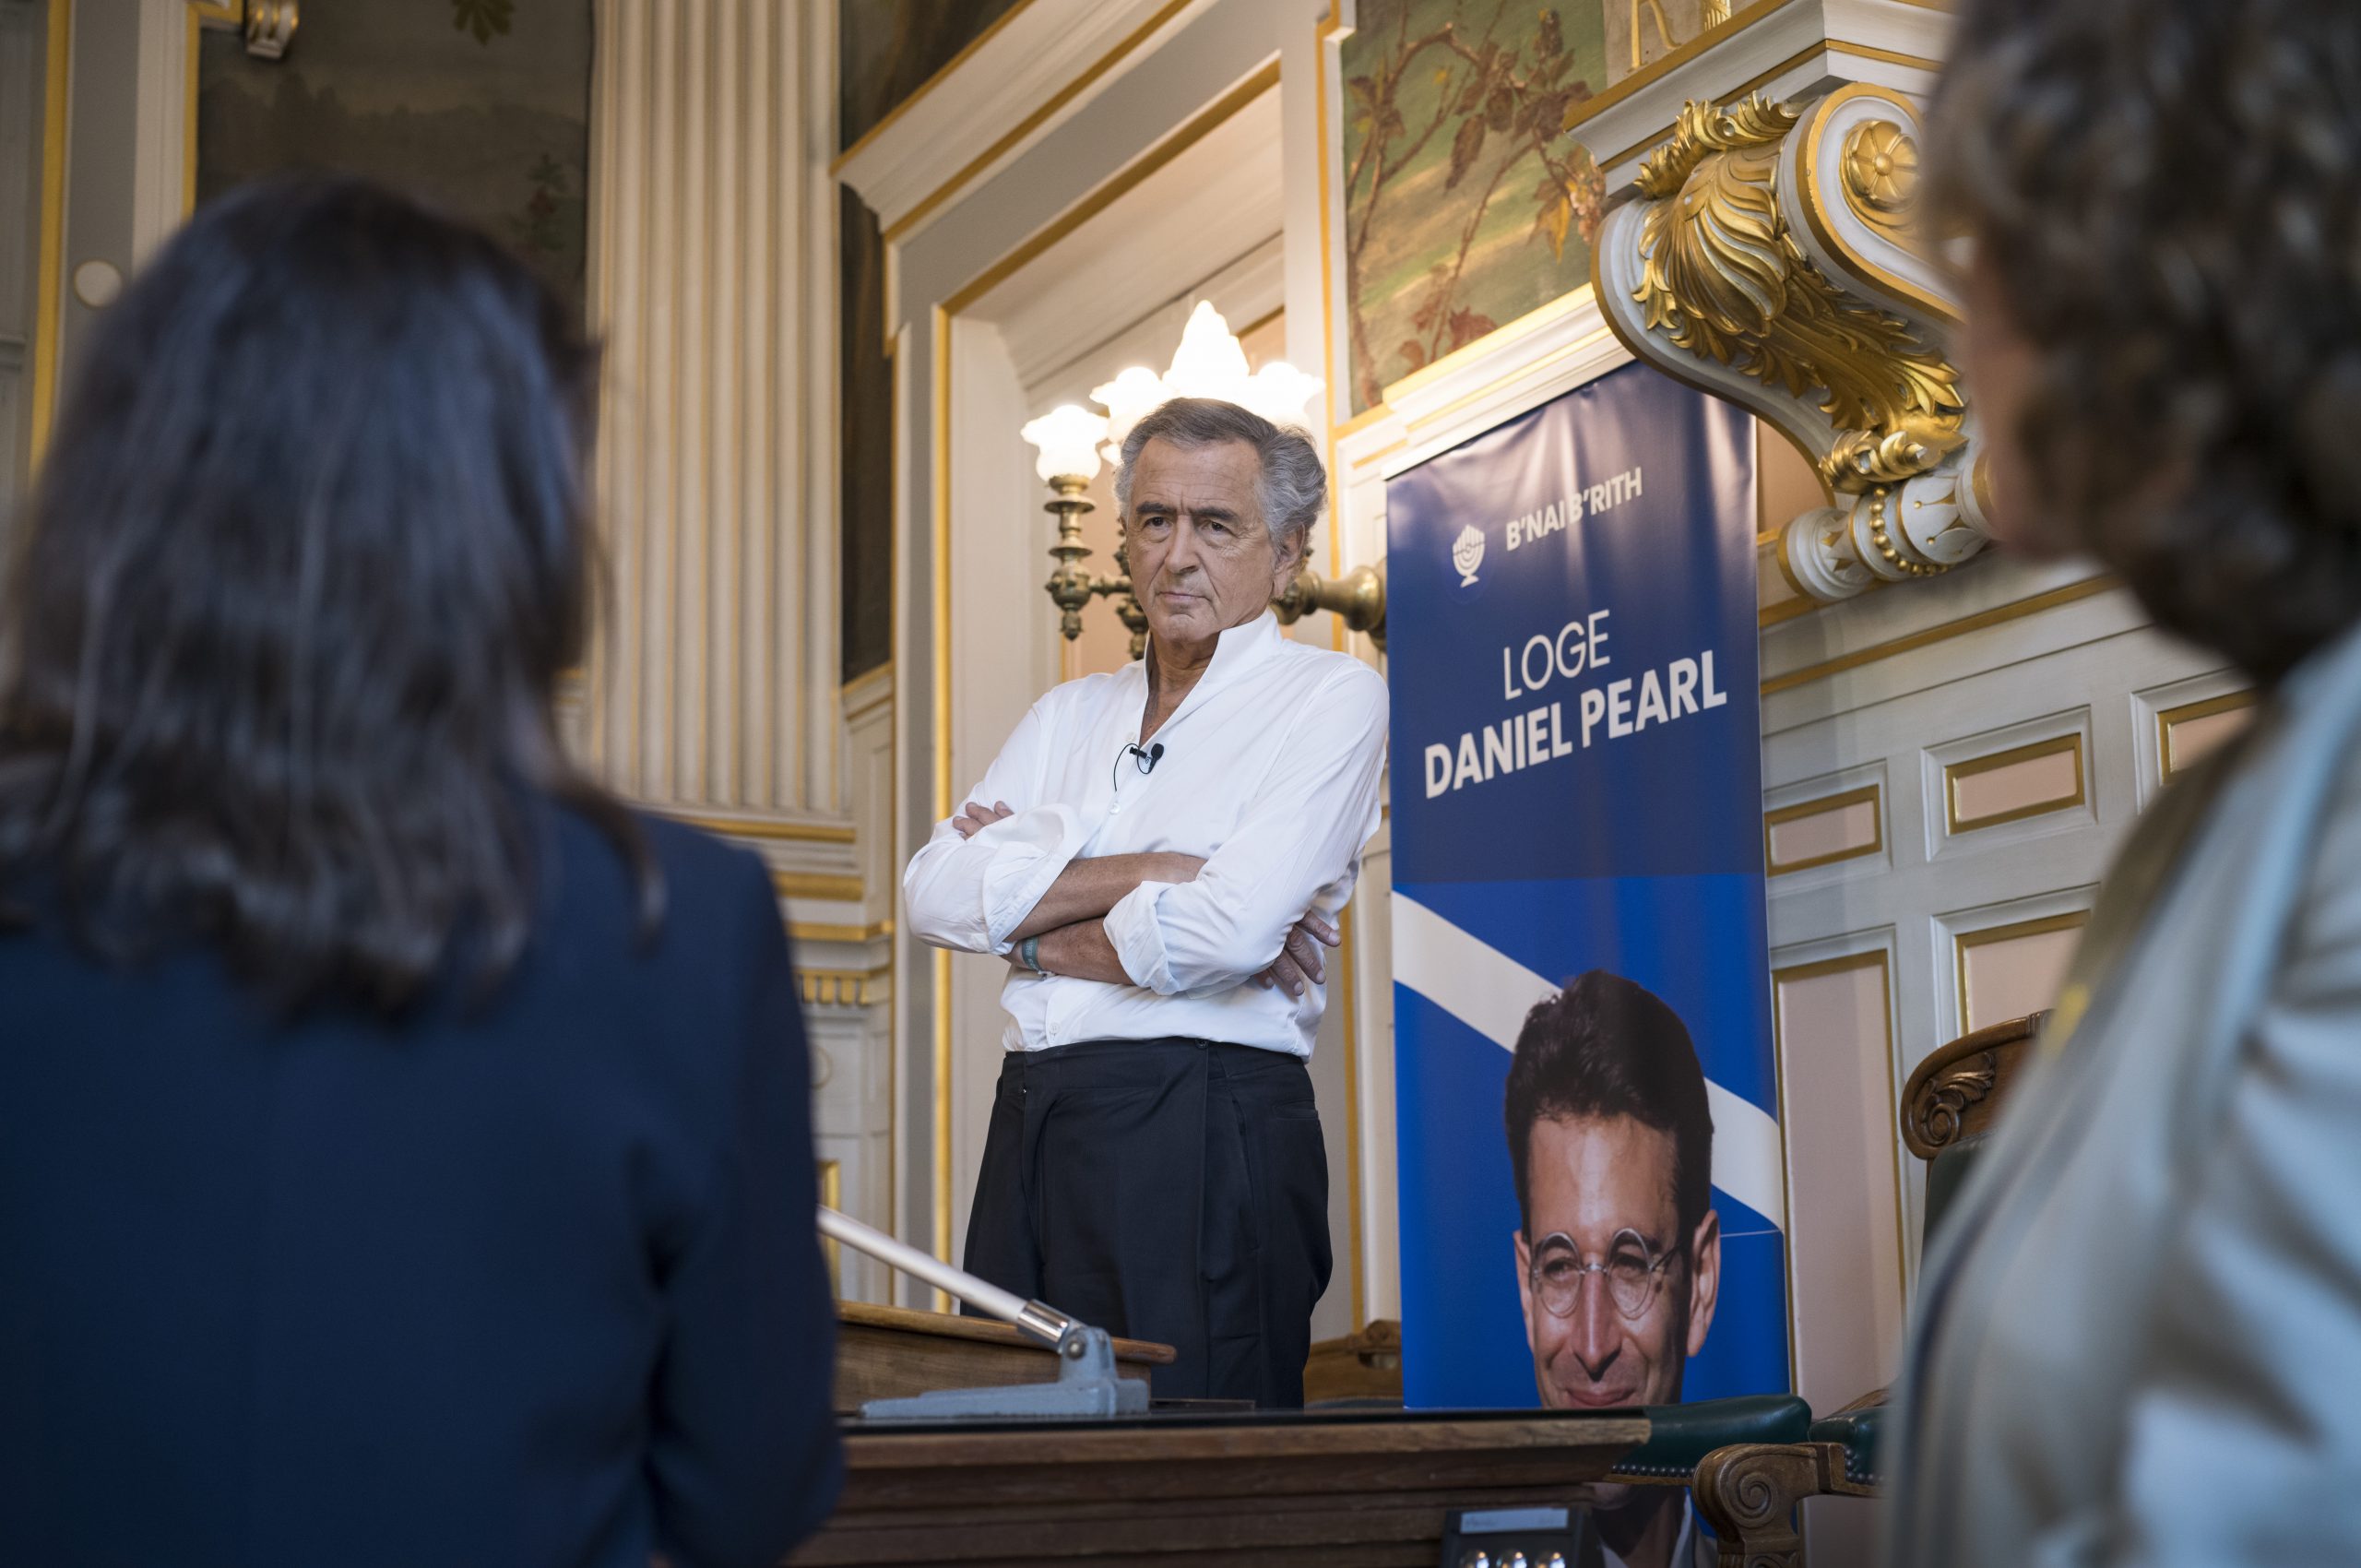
[1240,360,1323,428]
[1019,404,1109,485]
[1087,366,1167,447]
[1162,301,1252,401]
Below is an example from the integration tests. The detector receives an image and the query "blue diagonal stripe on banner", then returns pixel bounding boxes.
[1391,889,1786,1232]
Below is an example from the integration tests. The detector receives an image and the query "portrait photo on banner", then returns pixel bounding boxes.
[1384,363,1788,1438]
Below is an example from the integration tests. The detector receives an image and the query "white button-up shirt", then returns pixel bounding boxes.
[904,612,1388,1058]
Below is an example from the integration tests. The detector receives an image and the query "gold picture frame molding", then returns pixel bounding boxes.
[1943,731,2086,835]
[1764,782,1883,875]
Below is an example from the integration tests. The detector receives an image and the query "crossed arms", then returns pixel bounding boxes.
[900,663,1389,998]
[945,802,1335,995]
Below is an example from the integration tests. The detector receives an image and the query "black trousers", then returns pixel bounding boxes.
[961,1037,1333,1408]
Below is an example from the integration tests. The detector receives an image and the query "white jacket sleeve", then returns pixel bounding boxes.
[901,697,1090,956]
[1101,662,1387,995]
[2078,777,2361,1566]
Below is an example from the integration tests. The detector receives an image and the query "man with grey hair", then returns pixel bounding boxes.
[904,397,1388,1408]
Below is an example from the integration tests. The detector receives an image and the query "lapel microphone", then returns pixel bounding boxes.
[1109,742,1165,812]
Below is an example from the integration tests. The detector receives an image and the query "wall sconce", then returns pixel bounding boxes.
[1019,405,1149,659]
[1022,302,1386,658]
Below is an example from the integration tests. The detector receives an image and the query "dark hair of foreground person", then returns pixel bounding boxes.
[0,177,841,1568]
[0,175,652,1009]
[1928,0,2361,683]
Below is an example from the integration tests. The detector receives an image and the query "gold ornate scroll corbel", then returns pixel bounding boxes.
[1594,85,1990,603]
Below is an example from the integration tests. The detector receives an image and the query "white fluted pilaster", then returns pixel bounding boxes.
[583,0,840,821]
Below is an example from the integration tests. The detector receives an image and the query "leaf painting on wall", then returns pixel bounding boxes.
[1341,0,1609,414]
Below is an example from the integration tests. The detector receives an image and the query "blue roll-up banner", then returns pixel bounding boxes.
[1386,362,1786,1412]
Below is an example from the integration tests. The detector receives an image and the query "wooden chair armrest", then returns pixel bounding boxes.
[1692,1440,1875,1568]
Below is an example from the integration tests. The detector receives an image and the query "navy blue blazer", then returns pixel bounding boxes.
[0,805,844,1568]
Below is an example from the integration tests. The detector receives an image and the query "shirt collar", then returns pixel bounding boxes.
[1144,610,1283,694]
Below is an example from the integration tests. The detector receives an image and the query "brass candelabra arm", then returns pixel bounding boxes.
[1041,474,1114,643]
[1274,559,1388,651]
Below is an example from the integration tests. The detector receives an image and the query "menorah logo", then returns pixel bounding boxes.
[1451,523,1486,588]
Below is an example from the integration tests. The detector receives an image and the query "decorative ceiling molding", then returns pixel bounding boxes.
[834,0,1211,244]
[1596,84,1985,604]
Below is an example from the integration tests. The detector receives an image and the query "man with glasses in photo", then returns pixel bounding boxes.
[1506,969,1720,1568]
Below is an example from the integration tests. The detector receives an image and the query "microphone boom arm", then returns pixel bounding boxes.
[818,1205,1074,1349]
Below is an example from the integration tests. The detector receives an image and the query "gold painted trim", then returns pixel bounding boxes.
[1312,9,1347,650]
[791,918,896,944]
[801,967,890,1008]
[931,305,954,1296]
[1761,577,2118,696]
[1764,783,1882,874]
[1349,436,1409,471]
[771,870,867,902]
[939,59,1279,316]
[830,0,1042,175]
[1330,400,1396,441]
[184,12,198,212]
[1954,910,2090,1035]
[1943,731,2085,834]
[1561,0,1807,142]
[1379,286,1596,407]
[1765,944,1907,1313]
[842,658,895,695]
[818,1158,843,1293]
[1314,7,1365,1313]
[29,0,71,461]
[2158,689,2255,779]
[881,0,1200,244]
[1591,43,1828,173]
[1336,899,1366,1326]
[185,1,241,214]
[885,325,904,1292]
[1234,303,1285,343]
[1793,84,1957,327]
[666,811,858,844]
[1402,325,1619,434]
[1757,594,1821,629]
[1825,39,1944,73]
[931,943,951,1307]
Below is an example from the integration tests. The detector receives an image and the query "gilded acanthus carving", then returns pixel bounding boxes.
[1634,99,1963,456]
[1594,86,1988,602]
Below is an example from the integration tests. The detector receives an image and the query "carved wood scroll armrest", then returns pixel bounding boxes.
[1693,1441,1875,1568]
[1900,1010,2048,1158]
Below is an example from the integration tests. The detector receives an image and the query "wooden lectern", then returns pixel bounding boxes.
[833,1301,1176,1412]
[794,1407,1647,1564]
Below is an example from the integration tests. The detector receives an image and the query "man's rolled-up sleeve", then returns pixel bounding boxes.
[902,698,1091,956]
[1103,663,1387,994]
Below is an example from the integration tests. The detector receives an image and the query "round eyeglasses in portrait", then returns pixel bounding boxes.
[1525,1229,1681,1320]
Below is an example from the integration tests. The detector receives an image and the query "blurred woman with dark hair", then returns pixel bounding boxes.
[0,178,841,1568]
[1891,1,2361,1562]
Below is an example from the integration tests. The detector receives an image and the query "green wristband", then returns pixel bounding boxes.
[1019,935,1044,975]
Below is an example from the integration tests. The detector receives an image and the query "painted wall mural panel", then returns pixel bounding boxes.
[196,1,593,306]
[1341,0,1610,415]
